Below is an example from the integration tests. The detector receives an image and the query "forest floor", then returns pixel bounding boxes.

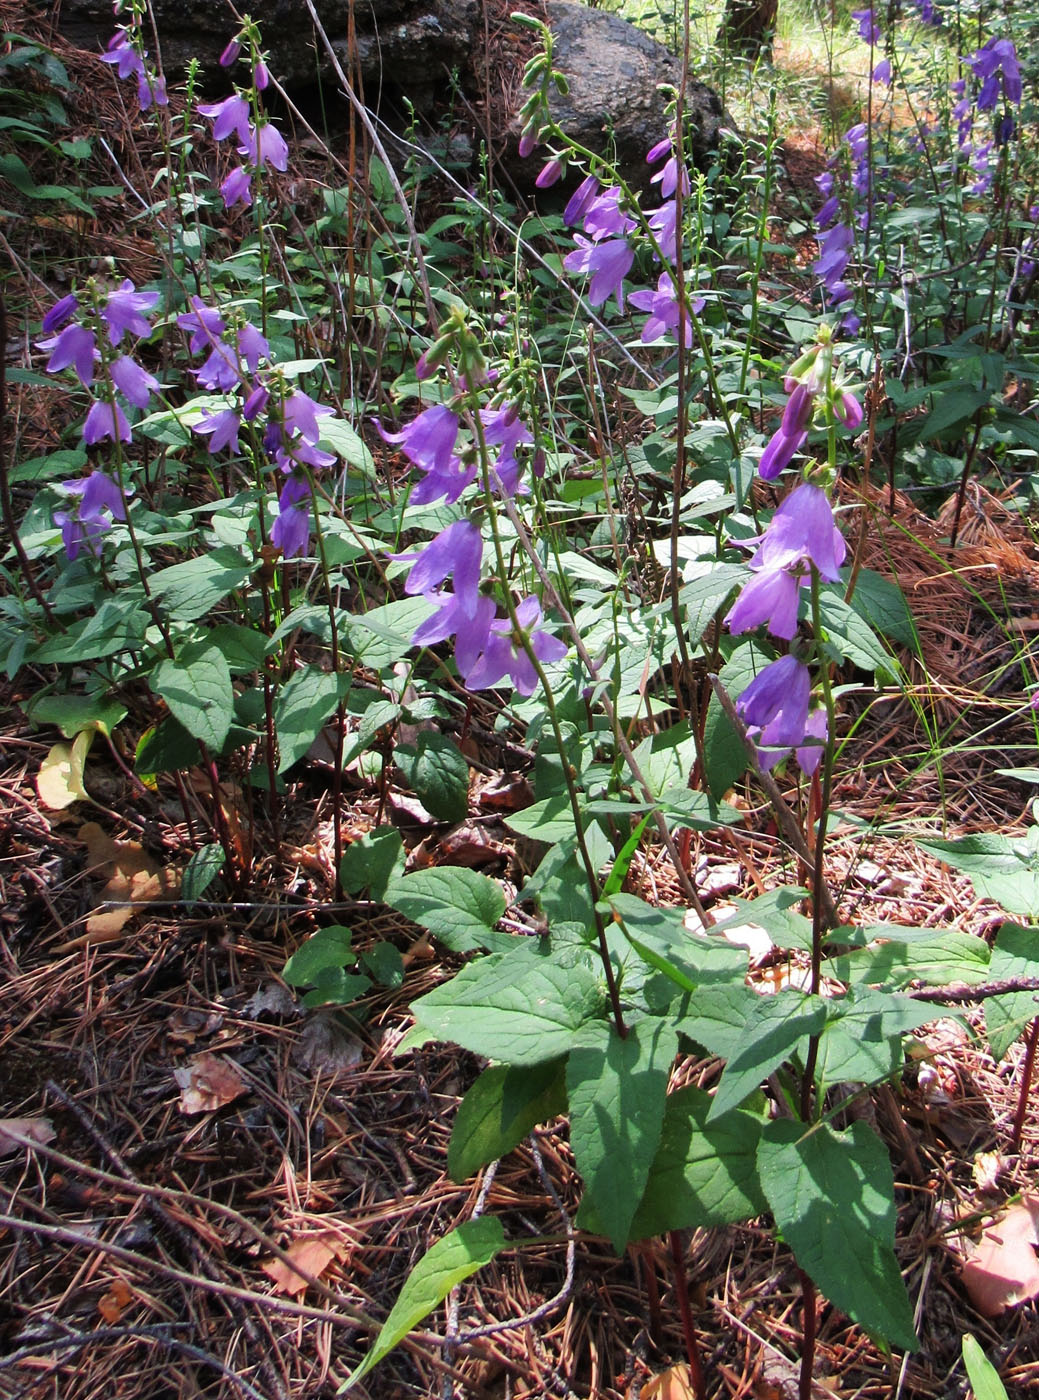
[4,4,1039,1398]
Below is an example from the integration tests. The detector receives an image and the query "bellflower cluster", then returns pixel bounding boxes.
[195,49,286,210]
[754,334,862,482]
[38,279,161,458]
[100,21,168,110]
[560,131,703,342]
[378,320,564,696]
[53,470,130,561]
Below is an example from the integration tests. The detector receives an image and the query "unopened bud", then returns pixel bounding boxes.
[219,39,242,67]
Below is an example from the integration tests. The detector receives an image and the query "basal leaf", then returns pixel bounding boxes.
[151,645,234,753]
[624,1086,766,1238]
[568,1017,677,1252]
[384,867,507,953]
[823,925,990,989]
[344,1217,506,1389]
[283,926,355,988]
[394,732,470,823]
[986,923,1039,1062]
[758,1119,918,1350]
[182,843,225,907]
[27,692,127,738]
[815,989,939,1090]
[916,832,1039,918]
[708,990,828,1121]
[150,549,252,622]
[408,949,603,1064]
[339,827,405,900]
[274,669,349,773]
[32,600,148,663]
[448,1060,567,1182]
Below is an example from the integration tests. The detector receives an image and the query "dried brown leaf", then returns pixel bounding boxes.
[961,1194,1039,1315]
[97,1277,133,1323]
[174,1053,247,1114]
[261,1232,346,1297]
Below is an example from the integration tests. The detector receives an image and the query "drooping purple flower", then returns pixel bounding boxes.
[101,31,143,82]
[283,389,332,445]
[781,383,814,438]
[110,354,160,409]
[725,566,802,640]
[872,59,892,86]
[481,404,534,496]
[42,323,97,387]
[42,293,79,335]
[650,154,690,200]
[564,175,600,227]
[757,427,806,481]
[274,439,337,472]
[563,235,634,311]
[198,93,252,146]
[647,199,680,264]
[397,520,484,616]
[536,158,563,189]
[378,404,460,476]
[271,502,310,558]
[795,708,828,775]
[82,399,132,445]
[237,324,269,372]
[969,37,1021,111]
[240,122,289,171]
[77,469,128,521]
[518,128,538,159]
[646,136,672,165]
[55,509,109,561]
[815,195,841,230]
[412,590,497,675]
[628,273,703,347]
[737,655,812,767]
[221,166,253,209]
[194,408,242,454]
[835,390,864,430]
[582,187,636,241]
[745,482,847,582]
[243,384,270,421]
[196,342,241,392]
[57,470,126,559]
[464,596,567,696]
[178,298,225,353]
[851,7,879,43]
[137,70,167,110]
[102,279,159,345]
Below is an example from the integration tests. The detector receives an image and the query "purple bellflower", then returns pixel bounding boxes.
[970,37,1021,110]
[110,354,160,409]
[481,405,534,496]
[412,591,497,677]
[42,294,79,335]
[628,273,703,347]
[194,408,242,454]
[282,389,332,445]
[736,655,813,770]
[221,166,253,209]
[83,399,132,445]
[55,469,127,559]
[178,298,225,352]
[103,279,159,345]
[41,323,97,387]
[396,519,484,616]
[378,405,471,504]
[563,235,634,311]
[198,94,253,146]
[564,175,600,227]
[464,596,567,696]
[240,122,289,171]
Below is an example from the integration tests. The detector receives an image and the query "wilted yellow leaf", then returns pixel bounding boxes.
[641,1365,696,1400]
[37,732,93,809]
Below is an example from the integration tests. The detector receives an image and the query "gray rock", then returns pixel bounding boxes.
[506,0,725,188]
[56,0,481,106]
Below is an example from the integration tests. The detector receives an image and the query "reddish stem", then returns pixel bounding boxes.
[799,1269,817,1400]
[668,1231,706,1400]
[1011,1015,1039,1149]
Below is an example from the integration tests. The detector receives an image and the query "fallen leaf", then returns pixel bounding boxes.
[434,822,507,868]
[174,1053,248,1114]
[97,1277,133,1323]
[973,1151,1005,1193]
[37,733,93,809]
[55,823,181,950]
[477,773,535,812]
[641,1364,697,1399]
[262,1232,347,1297]
[292,1012,363,1078]
[961,1195,1039,1315]
[243,983,301,1020]
[0,1117,56,1155]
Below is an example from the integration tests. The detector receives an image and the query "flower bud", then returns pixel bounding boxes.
[535,157,562,189]
[254,59,270,91]
[219,39,242,67]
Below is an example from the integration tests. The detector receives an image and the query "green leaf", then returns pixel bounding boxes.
[135,717,201,777]
[962,1335,1009,1400]
[27,692,127,738]
[916,831,1039,918]
[707,990,828,1121]
[823,925,991,989]
[319,417,376,475]
[757,1119,918,1350]
[32,600,148,663]
[986,923,1039,1062]
[448,1060,567,1182]
[360,942,405,988]
[622,1086,766,1238]
[182,844,224,906]
[339,826,405,900]
[344,1217,507,1389]
[633,722,698,798]
[903,387,990,444]
[206,624,269,674]
[274,669,349,773]
[817,590,896,675]
[846,569,920,652]
[680,562,745,645]
[151,645,234,753]
[283,926,355,988]
[504,793,580,844]
[302,969,370,1008]
[384,867,507,953]
[150,549,252,622]
[568,1018,678,1252]
[408,949,603,1064]
[394,732,470,822]
[815,989,939,1090]
[345,598,435,670]
[0,150,94,213]
[341,698,400,766]
[605,893,747,993]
